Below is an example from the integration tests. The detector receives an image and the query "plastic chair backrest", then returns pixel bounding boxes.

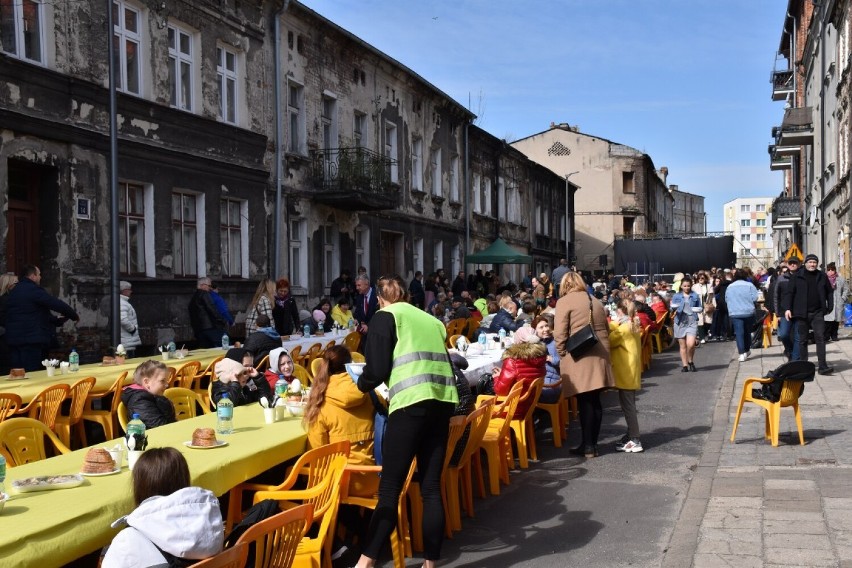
[458,399,495,466]
[350,351,365,363]
[117,401,130,433]
[288,345,302,365]
[235,504,314,568]
[449,335,463,349]
[443,416,468,471]
[0,393,22,423]
[305,342,323,362]
[255,355,270,373]
[164,387,203,421]
[24,383,70,430]
[342,332,361,353]
[174,361,202,389]
[310,358,322,379]
[492,384,522,436]
[108,372,130,414]
[0,417,71,466]
[191,542,250,568]
[292,364,311,386]
[165,366,179,388]
[195,356,224,389]
[66,377,97,425]
[517,378,544,421]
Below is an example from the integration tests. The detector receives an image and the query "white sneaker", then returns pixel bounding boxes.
[700,339,706,344]
[738,353,747,362]
[619,439,643,453]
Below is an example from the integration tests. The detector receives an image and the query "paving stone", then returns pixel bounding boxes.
[763,519,827,534]
[763,499,823,512]
[693,552,762,568]
[762,509,825,522]
[699,527,761,543]
[764,479,816,490]
[764,532,832,550]
[823,497,852,509]
[764,547,837,566]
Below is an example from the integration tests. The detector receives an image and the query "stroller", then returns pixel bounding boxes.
[750,309,769,349]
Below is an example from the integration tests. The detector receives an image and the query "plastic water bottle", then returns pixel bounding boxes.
[217,393,234,435]
[478,332,487,348]
[275,376,288,399]
[498,328,507,348]
[221,333,229,350]
[0,454,6,498]
[348,318,355,331]
[126,413,147,451]
[167,341,176,358]
[303,324,311,337]
[69,348,79,372]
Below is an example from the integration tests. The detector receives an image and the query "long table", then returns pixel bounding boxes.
[2,333,339,403]
[0,404,307,567]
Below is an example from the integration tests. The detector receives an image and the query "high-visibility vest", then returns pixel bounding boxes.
[381,302,458,414]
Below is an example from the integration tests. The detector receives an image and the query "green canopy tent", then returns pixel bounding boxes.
[465,238,533,264]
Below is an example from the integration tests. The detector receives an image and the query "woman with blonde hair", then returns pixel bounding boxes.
[609,299,643,453]
[553,271,614,458]
[244,278,276,334]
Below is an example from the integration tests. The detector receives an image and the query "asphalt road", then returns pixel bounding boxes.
[436,340,732,568]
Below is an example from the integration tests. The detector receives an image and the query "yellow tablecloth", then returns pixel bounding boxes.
[0,404,307,568]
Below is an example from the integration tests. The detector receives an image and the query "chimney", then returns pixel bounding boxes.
[658,167,668,184]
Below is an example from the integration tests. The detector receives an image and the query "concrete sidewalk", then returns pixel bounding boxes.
[663,331,852,568]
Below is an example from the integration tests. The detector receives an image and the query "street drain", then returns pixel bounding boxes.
[796,458,837,465]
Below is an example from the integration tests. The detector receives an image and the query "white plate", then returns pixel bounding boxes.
[183,440,229,449]
[12,474,85,492]
[80,467,121,477]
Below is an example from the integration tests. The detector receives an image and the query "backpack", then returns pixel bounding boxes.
[753,361,815,403]
[223,499,281,568]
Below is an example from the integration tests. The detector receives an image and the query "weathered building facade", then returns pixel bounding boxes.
[671,186,706,235]
[511,123,676,274]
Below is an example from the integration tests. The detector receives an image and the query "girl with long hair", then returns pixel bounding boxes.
[245,278,276,334]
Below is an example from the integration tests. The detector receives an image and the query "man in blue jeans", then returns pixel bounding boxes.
[773,257,800,360]
[726,269,759,362]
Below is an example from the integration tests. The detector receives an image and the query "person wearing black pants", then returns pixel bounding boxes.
[575,389,605,450]
[782,253,834,375]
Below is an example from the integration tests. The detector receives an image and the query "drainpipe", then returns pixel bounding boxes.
[273,0,291,277]
[818,6,826,262]
[464,121,470,265]
[107,0,120,347]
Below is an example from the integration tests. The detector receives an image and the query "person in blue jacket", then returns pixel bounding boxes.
[5,265,79,371]
[725,269,759,363]
[670,277,701,372]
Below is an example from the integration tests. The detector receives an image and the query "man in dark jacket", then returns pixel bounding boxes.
[408,271,425,309]
[352,274,377,332]
[782,253,834,374]
[188,277,227,348]
[451,271,467,298]
[5,265,79,371]
[772,259,799,360]
[242,314,282,367]
[329,269,352,303]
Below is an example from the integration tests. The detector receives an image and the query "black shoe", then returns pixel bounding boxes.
[688,362,697,372]
[681,366,689,373]
[818,366,834,375]
[569,445,597,458]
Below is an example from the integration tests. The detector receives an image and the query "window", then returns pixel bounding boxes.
[741,248,751,256]
[483,177,492,216]
[560,213,567,240]
[216,45,238,124]
[740,219,751,227]
[354,112,366,148]
[413,238,424,274]
[623,217,635,237]
[756,203,766,212]
[412,138,423,192]
[113,1,141,95]
[431,147,442,196]
[497,177,506,220]
[321,94,338,179]
[355,226,370,274]
[451,244,460,278]
[740,204,751,212]
[756,233,767,241]
[433,240,443,272]
[385,122,398,183]
[740,233,749,242]
[1,0,44,64]
[622,171,634,193]
[287,81,305,154]
[535,204,542,234]
[472,173,481,213]
[322,225,339,288]
[449,156,460,201]
[168,24,193,111]
[220,198,247,278]
[119,181,148,275]
[289,219,307,289]
[172,191,202,277]
[756,218,766,227]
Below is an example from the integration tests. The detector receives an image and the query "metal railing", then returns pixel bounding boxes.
[309,147,397,195]
[771,196,801,219]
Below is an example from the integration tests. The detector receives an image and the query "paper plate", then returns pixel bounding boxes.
[80,467,121,477]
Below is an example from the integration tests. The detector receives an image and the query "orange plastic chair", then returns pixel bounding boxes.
[476,384,523,496]
[288,345,303,367]
[18,383,70,431]
[442,398,494,533]
[54,376,96,449]
[165,366,179,389]
[164,387,209,420]
[650,311,670,353]
[81,371,129,443]
[173,360,202,389]
[342,332,361,353]
[640,326,652,371]
[464,318,480,341]
[234,504,314,568]
[0,393,22,423]
[0,417,71,466]
[191,542,249,568]
[444,319,467,346]
[254,354,271,373]
[192,356,223,410]
[534,379,567,448]
[508,377,544,468]
[226,440,350,533]
[730,376,807,447]
[303,343,323,367]
[253,456,348,568]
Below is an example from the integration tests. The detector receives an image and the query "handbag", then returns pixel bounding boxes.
[566,294,599,358]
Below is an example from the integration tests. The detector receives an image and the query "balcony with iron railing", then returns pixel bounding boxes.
[774,107,814,147]
[308,147,400,211]
[771,68,794,101]
[771,195,802,229]
[768,144,793,171]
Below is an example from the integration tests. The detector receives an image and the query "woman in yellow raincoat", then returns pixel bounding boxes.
[608,299,643,453]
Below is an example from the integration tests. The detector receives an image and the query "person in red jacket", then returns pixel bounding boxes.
[492,325,547,419]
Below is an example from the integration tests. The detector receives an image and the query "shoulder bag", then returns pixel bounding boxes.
[566,293,599,358]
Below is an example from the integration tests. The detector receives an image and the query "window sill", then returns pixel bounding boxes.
[449,199,463,207]
[411,188,427,197]
[285,152,310,163]
[430,195,446,205]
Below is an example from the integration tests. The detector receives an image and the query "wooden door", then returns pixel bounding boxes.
[5,161,40,275]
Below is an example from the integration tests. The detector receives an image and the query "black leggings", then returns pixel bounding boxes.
[362,399,455,561]
[576,389,604,447]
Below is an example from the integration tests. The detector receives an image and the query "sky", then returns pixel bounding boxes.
[306,0,787,232]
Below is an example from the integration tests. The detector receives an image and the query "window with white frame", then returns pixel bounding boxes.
[497,177,506,221]
[355,226,370,273]
[220,198,247,278]
[0,0,44,64]
[322,94,338,179]
[483,177,492,216]
[118,181,152,276]
[756,218,766,227]
[449,156,459,201]
[472,173,481,213]
[216,45,238,124]
[354,111,366,148]
[385,122,398,183]
[322,225,339,289]
[756,203,766,212]
[433,240,443,272]
[113,1,141,95]
[172,191,204,277]
[451,244,460,278]
[289,219,307,289]
[740,233,749,242]
[740,204,750,212]
[431,147,442,196]
[287,81,306,154]
[413,238,424,274]
[168,24,194,111]
[741,219,751,227]
[412,138,423,192]
[756,233,766,241]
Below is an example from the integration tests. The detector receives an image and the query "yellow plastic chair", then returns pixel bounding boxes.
[342,332,361,353]
[192,356,223,410]
[310,358,322,380]
[253,456,348,568]
[476,384,522,496]
[293,364,311,386]
[730,376,807,447]
[442,398,494,533]
[234,504,314,568]
[534,379,567,448]
[350,352,365,363]
[226,440,350,533]
[81,371,129,444]
[448,334,463,349]
[444,319,467,346]
[191,542,250,568]
[303,343,323,367]
[164,387,209,420]
[18,383,70,431]
[508,377,544,468]
[173,360,202,389]
[117,401,130,433]
[650,311,669,353]
[464,318,481,341]
[54,376,96,449]
[0,393,22,423]
[0,417,71,466]
[165,366,179,389]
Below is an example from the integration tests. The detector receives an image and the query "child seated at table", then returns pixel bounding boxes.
[121,360,176,428]
[102,448,223,567]
[212,357,272,407]
[263,347,297,392]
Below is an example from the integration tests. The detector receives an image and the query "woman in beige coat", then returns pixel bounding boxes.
[553,271,614,458]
